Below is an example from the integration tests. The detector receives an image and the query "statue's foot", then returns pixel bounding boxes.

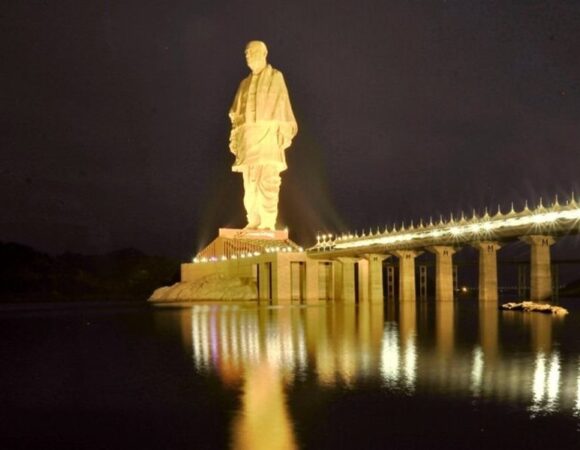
[244,223,259,230]
[257,225,275,231]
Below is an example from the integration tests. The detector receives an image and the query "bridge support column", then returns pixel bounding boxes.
[391,250,422,302]
[305,260,319,303]
[363,254,389,303]
[272,258,291,304]
[427,246,456,302]
[357,259,369,303]
[521,235,556,301]
[336,257,357,304]
[473,241,501,303]
[258,262,272,302]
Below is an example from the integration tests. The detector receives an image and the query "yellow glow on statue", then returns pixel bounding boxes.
[229,41,298,230]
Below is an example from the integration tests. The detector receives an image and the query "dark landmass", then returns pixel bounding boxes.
[2,241,577,303]
[0,242,180,303]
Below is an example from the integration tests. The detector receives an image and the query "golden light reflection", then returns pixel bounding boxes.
[436,301,454,358]
[576,359,580,415]
[380,322,400,384]
[530,352,562,415]
[380,302,417,390]
[471,347,484,397]
[479,305,499,364]
[231,361,298,450]
[183,301,580,428]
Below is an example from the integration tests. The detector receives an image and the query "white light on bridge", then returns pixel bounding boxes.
[313,196,580,252]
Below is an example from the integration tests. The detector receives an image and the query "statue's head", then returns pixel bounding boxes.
[245,41,268,74]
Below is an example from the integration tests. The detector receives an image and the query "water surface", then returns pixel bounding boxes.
[1,299,580,449]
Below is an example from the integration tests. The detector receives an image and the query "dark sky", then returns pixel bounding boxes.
[2,0,580,259]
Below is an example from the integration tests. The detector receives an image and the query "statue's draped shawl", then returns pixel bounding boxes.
[229,65,297,129]
[229,65,297,172]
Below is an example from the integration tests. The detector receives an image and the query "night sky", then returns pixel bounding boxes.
[2,0,580,259]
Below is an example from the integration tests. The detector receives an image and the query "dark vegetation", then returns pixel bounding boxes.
[0,242,180,302]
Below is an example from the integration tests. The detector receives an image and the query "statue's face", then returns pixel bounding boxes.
[245,44,267,74]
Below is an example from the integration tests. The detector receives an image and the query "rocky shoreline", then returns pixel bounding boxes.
[500,301,568,315]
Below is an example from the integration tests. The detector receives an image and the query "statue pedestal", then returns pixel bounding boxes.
[195,228,296,260]
[219,228,288,241]
[176,227,309,304]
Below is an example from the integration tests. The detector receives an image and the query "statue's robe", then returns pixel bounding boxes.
[229,64,297,173]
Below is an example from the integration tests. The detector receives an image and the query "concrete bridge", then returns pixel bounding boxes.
[309,197,580,303]
[183,195,579,304]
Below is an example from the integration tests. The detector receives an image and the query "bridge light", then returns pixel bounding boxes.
[469,224,482,233]
[449,226,463,236]
[522,200,530,213]
[562,208,580,220]
[532,212,558,224]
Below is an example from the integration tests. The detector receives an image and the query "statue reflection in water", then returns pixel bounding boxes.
[231,361,298,450]
[176,298,580,445]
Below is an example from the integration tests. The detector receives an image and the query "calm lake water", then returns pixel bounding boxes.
[1,299,580,449]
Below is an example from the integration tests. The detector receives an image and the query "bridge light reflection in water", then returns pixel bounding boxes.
[186,302,580,444]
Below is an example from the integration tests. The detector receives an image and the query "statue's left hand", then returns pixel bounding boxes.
[229,128,238,155]
[277,130,288,150]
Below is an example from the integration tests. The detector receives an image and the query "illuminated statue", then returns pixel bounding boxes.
[229,41,298,230]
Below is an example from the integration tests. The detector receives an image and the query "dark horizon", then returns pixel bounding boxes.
[2,0,579,259]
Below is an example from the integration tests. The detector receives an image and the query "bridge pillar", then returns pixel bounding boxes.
[357,259,369,303]
[472,241,501,303]
[427,246,456,301]
[305,259,319,303]
[391,250,422,302]
[336,257,358,304]
[363,254,389,303]
[271,258,291,304]
[521,235,556,302]
[258,262,272,302]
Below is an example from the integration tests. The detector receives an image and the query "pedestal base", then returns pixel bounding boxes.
[219,228,289,241]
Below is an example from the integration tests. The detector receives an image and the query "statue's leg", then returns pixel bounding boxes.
[242,166,260,228]
[257,165,281,230]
